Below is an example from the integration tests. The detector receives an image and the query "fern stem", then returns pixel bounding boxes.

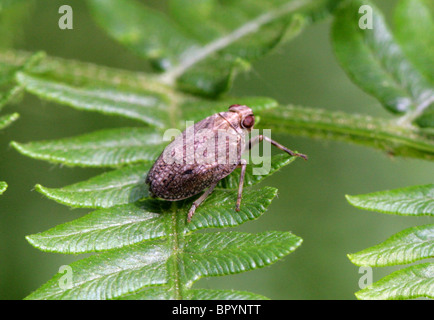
[396,94,434,127]
[0,49,177,98]
[166,202,185,300]
[259,105,434,160]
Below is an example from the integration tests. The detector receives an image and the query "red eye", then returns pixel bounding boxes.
[242,115,254,128]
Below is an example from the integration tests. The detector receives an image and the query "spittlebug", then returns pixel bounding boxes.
[146,104,307,222]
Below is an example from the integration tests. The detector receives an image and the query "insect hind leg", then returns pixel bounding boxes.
[248,135,308,160]
[235,159,247,212]
[187,181,219,222]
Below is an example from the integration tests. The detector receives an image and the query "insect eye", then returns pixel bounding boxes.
[242,115,254,129]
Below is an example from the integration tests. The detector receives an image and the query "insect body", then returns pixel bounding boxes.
[146,105,307,222]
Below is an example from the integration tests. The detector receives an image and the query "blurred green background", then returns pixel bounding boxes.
[0,0,432,300]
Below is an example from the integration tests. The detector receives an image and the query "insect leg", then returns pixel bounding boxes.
[248,135,308,160]
[187,181,219,222]
[236,159,247,212]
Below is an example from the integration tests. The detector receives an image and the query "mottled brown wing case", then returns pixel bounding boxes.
[146,113,241,200]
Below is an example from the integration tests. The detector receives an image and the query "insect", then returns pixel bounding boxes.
[145,104,307,222]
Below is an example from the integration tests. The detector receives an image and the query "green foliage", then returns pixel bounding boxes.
[348,224,434,267]
[0,0,432,300]
[332,0,433,115]
[34,163,152,208]
[0,181,6,195]
[26,230,301,300]
[397,0,434,128]
[26,187,279,254]
[357,263,434,300]
[15,72,172,128]
[256,0,434,160]
[0,51,46,199]
[333,0,433,300]
[0,45,28,189]
[0,53,22,131]
[25,152,301,299]
[332,0,434,126]
[1,51,44,110]
[86,0,338,97]
[346,184,434,216]
[259,105,434,160]
[31,154,292,210]
[347,184,434,300]
[394,0,434,85]
[9,0,335,300]
[0,112,18,130]
[11,127,165,167]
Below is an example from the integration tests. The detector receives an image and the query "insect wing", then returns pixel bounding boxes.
[146,113,240,200]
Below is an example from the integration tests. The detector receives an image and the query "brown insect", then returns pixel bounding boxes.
[146,104,307,222]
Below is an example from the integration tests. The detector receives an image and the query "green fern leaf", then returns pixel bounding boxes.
[355,263,434,300]
[120,287,269,300]
[347,184,434,300]
[332,0,434,118]
[394,0,434,84]
[0,181,6,195]
[26,149,301,300]
[346,184,434,216]
[4,0,344,300]
[0,112,18,130]
[26,187,278,254]
[15,72,171,128]
[35,163,151,208]
[11,127,165,167]
[25,230,301,300]
[34,154,297,208]
[86,0,338,96]
[348,224,434,267]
